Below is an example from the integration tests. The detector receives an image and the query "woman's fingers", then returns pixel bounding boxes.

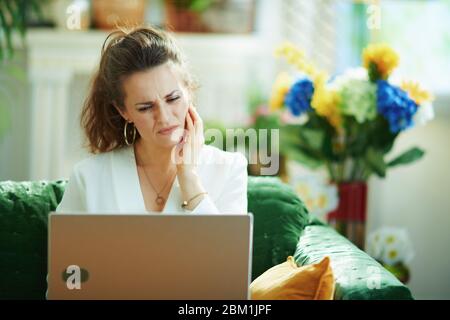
[189,105,197,123]
[189,109,196,137]
[190,105,201,122]
[179,111,192,161]
[186,111,194,145]
[175,105,204,169]
[189,106,204,145]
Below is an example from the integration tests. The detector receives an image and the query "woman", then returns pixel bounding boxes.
[56,26,248,215]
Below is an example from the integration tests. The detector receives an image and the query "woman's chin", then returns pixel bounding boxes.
[156,134,182,147]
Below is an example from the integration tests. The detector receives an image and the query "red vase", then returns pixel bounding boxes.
[327,182,367,250]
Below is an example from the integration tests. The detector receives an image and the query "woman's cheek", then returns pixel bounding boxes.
[134,119,151,136]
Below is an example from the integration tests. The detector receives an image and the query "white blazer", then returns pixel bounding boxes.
[55,144,248,215]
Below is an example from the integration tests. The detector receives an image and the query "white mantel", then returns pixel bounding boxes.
[26,29,274,180]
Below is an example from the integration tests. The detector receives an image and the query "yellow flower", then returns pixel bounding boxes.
[401,80,434,105]
[362,43,399,79]
[386,235,396,244]
[311,83,342,129]
[305,198,315,211]
[388,249,398,260]
[275,42,342,129]
[317,194,329,210]
[269,72,292,111]
[275,42,321,80]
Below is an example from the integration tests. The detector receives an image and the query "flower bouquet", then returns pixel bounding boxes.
[367,227,414,284]
[270,42,434,248]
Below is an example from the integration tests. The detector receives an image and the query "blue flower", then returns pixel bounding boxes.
[284,78,314,116]
[377,80,418,133]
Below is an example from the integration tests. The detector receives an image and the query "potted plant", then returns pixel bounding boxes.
[0,0,46,61]
[0,0,47,142]
[164,0,213,32]
[164,0,255,33]
[269,42,434,249]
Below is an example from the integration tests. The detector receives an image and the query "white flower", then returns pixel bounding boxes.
[367,226,415,266]
[382,241,404,266]
[414,102,434,126]
[329,67,369,91]
[313,184,339,218]
[290,174,338,221]
[367,231,383,261]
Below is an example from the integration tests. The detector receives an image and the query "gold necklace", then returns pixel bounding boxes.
[136,150,177,206]
[136,146,177,205]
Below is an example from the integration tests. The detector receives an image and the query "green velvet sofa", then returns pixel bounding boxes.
[0,176,413,300]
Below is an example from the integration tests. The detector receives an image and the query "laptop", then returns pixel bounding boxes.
[47,213,253,300]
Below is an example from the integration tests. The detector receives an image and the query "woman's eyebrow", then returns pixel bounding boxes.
[134,90,180,106]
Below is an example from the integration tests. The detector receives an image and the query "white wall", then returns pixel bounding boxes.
[367,101,450,299]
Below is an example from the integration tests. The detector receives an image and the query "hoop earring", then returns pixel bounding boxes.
[124,121,136,145]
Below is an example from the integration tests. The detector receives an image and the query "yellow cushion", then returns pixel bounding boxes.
[250,256,335,300]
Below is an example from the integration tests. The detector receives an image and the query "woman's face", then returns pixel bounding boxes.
[117,62,190,149]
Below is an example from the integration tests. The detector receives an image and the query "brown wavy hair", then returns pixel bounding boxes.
[80,25,198,154]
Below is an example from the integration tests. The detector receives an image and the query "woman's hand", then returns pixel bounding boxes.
[174,104,205,175]
[173,105,207,210]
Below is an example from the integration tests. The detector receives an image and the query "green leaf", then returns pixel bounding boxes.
[0,33,4,61]
[283,145,323,169]
[364,147,386,178]
[189,0,214,12]
[345,116,369,158]
[12,2,26,38]
[279,125,324,167]
[0,9,13,59]
[370,116,398,154]
[281,124,325,152]
[368,61,381,82]
[253,114,280,130]
[298,127,325,151]
[0,0,45,61]
[30,0,45,21]
[387,147,425,167]
[279,128,301,149]
[304,112,339,161]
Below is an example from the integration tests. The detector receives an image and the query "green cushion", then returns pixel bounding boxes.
[247,176,309,281]
[0,180,66,299]
[294,224,413,300]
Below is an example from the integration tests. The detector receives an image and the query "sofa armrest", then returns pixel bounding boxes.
[248,176,310,281]
[293,223,414,300]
